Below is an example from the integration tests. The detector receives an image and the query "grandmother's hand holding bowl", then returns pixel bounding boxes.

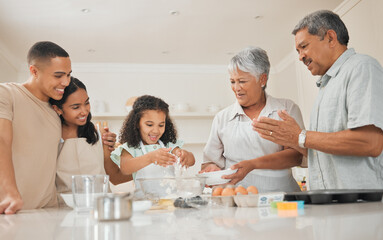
[223,160,254,185]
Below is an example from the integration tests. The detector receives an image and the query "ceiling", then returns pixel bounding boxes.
[0,0,344,70]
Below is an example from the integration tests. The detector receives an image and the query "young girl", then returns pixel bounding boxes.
[49,77,132,197]
[111,95,195,194]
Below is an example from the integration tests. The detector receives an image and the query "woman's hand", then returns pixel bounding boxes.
[223,160,254,185]
[175,149,195,167]
[147,148,176,167]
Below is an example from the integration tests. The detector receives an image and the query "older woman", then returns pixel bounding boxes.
[201,47,304,193]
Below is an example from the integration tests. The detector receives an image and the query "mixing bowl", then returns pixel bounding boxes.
[137,176,206,200]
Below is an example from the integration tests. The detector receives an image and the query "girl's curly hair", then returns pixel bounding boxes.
[119,95,177,148]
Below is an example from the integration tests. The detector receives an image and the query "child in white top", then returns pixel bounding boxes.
[111,95,195,193]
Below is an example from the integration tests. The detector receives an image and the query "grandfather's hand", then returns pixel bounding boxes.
[102,127,117,151]
[223,160,253,185]
[0,188,23,214]
[252,110,301,148]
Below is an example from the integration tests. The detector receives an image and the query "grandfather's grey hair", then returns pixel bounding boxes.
[292,10,349,46]
[228,47,270,81]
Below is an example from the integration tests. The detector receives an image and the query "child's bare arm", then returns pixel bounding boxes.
[99,126,133,185]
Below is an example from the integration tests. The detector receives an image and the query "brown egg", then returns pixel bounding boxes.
[221,187,235,196]
[234,185,248,195]
[247,185,259,194]
[212,187,223,196]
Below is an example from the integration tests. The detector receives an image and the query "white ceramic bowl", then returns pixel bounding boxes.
[133,200,152,212]
[60,193,74,208]
[172,103,190,113]
[197,169,237,186]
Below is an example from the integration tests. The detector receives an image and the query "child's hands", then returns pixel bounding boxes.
[148,148,176,167]
[175,149,195,167]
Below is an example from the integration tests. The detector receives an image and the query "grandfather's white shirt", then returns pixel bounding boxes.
[203,94,305,192]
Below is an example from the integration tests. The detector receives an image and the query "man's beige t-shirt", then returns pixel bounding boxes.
[0,83,61,209]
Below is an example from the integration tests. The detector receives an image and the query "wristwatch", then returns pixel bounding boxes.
[298,130,307,148]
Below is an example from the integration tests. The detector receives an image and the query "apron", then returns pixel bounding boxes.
[56,129,110,205]
[134,140,175,198]
[222,116,300,193]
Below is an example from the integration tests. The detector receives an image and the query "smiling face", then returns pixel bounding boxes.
[31,56,72,101]
[230,69,266,108]
[295,28,335,76]
[139,110,166,145]
[54,88,90,127]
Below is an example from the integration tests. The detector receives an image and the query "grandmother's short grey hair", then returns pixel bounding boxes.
[292,10,349,46]
[228,47,270,82]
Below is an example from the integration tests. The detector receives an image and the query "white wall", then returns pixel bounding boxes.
[342,0,383,63]
[0,53,18,83]
[71,64,234,114]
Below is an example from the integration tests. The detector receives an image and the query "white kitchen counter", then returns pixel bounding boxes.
[1,201,382,240]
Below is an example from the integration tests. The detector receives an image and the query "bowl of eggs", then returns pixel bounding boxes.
[210,185,259,207]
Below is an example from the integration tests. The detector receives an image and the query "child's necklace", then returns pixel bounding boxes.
[139,140,165,155]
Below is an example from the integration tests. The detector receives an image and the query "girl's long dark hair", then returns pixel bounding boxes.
[119,95,177,148]
[49,77,99,145]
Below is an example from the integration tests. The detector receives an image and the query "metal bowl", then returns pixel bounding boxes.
[94,193,132,221]
[137,176,207,200]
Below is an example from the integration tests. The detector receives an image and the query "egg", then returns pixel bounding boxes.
[212,187,223,196]
[221,187,235,196]
[247,185,259,194]
[234,185,248,195]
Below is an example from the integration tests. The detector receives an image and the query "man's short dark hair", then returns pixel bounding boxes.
[27,41,69,65]
[292,10,349,46]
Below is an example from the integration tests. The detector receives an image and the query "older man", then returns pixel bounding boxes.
[253,10,383,190]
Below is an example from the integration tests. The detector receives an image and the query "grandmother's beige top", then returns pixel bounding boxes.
[0,83,61,209]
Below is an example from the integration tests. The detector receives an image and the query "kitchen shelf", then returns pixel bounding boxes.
[92,112,216,120]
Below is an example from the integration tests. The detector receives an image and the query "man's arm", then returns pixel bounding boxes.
[0,119,23,214]
[305,125,383,157]
[253,110,383,157]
